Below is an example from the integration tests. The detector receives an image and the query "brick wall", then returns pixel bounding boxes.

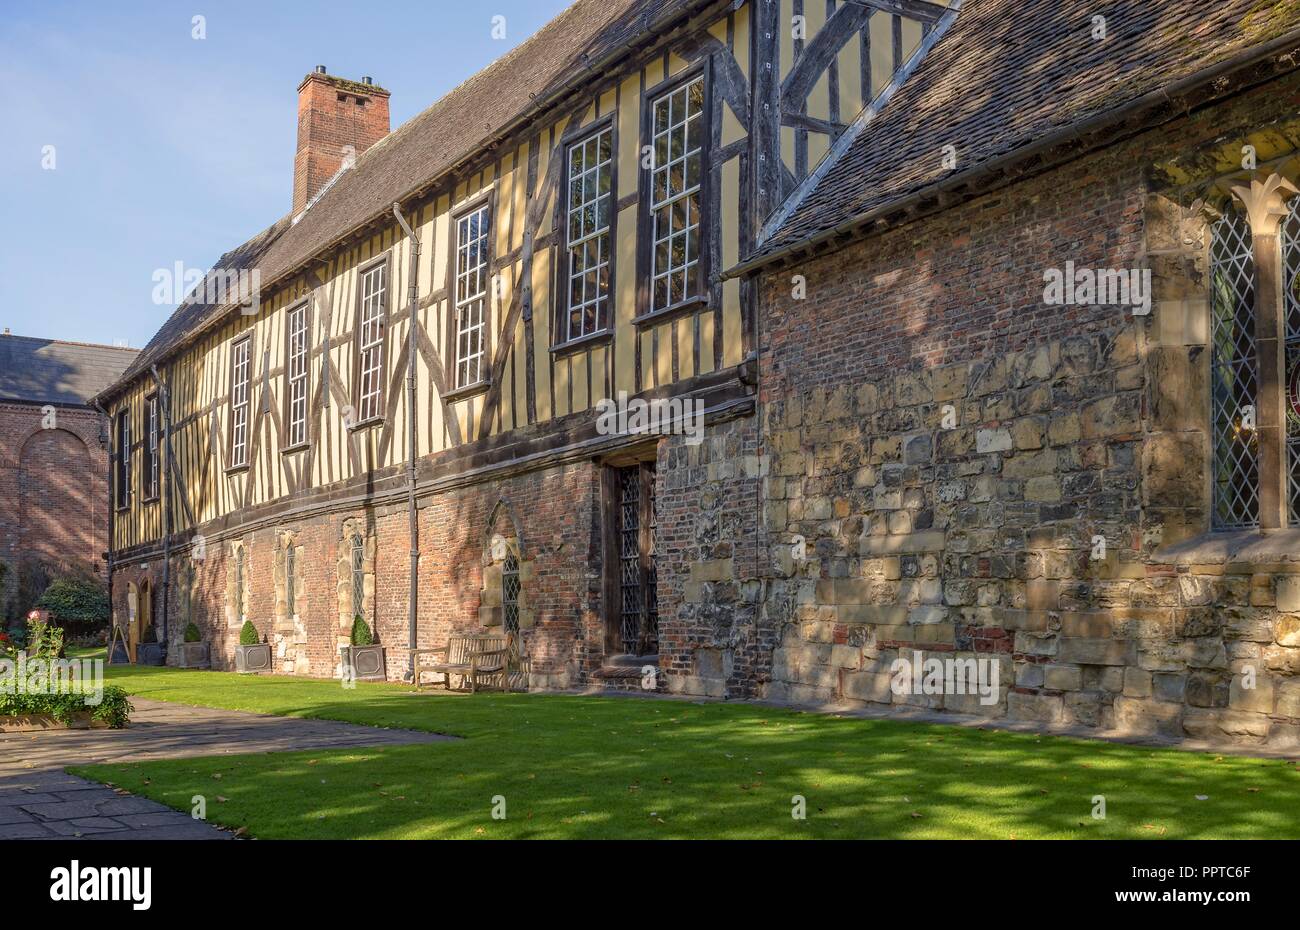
[0,401,109,620]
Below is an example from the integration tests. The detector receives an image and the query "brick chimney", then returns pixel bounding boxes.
[293,67,390,215]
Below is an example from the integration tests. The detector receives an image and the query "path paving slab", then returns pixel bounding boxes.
[0,697,452,840]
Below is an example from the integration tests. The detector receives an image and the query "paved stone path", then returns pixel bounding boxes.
[0,698,452,840]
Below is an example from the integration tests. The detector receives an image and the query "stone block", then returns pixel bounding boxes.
[1229,674,1275,714]
[975,428,1012,453]
[1007,691,1065,724]
[1056,638,1136,666]
[1277,577,1300,613]
[1043,664,1083,691]
[841,670,894,704]
[1277,679,1300,718]
[1123,667,1152,698]
[1016,663,1044,688]
[1114,696,1182,736]
[829,644,861,669]
[1152,672,1186,703]
[1014,631,1057,656]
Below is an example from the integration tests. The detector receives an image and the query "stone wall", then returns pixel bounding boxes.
[755,67,1300,748]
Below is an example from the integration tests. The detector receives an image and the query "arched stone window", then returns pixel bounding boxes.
[481,501,533,633]
[273,530,307,674]
[336,518,375,663]
[1210,207,1258,528]
[1210,175,1300,530]
[502,551,520,634]
[350,533,365,619]
[226,540,250,630]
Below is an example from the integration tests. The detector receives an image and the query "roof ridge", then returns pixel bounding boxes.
[0,333,140,353]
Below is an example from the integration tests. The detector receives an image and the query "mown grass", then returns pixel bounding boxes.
[64,663,1300,839]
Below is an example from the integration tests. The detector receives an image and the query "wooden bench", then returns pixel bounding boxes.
[413,633,530,693]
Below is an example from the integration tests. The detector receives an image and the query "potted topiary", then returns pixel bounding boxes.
[341,615,386,681]
[136,624,166,666]
[234,620,271,673]
[177,622,210,669]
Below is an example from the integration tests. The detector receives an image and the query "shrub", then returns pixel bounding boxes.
[26,617,65,660]
[184,622,203,643]
[35,577,110,634]
[350,615,373,646]
[0,685,132,728]
[239,620,260,646]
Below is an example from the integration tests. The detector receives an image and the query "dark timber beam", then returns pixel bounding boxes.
[781,1,873,103]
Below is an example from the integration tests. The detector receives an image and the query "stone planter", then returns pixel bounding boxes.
[0,713,110,733]
[341,644,386,681]
[136,642,166,666]
[177,642,210,669]
[235,643,273,674]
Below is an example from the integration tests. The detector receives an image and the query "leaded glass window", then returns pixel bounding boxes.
[563,128,613,342]
[502,551,520,635]
[286,544,296,617]
[1210,209,1259,529]
[649,76,705,313]
[234,546,246,620]
[616,462,658,655]
[1281,201,1300,526]
[350,533,365,620]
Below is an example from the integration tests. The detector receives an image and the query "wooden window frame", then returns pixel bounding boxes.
[114,410,131,512]
[143,392,160,502]
[352,253,390,428]
[228,334,253,471]
[445,192,495,398]
[283,299,312,451]
[635,61,713,327]
[553,114,618,352]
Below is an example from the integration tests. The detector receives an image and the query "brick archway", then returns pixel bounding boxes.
[18,427,94,568]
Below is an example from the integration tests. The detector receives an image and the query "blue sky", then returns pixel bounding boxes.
[0,0,570,349]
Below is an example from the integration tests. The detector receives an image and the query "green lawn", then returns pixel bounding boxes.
[67,663,1300,839]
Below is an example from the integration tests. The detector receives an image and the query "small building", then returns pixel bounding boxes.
[0,331,138,621]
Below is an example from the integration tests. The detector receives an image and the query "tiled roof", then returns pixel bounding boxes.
[103,0,717,397]
[746,0,1300,269]
[0,334,139,406]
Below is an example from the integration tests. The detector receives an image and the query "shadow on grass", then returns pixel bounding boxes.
[76,665,1300,839]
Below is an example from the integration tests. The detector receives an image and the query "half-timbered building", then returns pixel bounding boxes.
[96,0,949,687]
[99,0,1300,746]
